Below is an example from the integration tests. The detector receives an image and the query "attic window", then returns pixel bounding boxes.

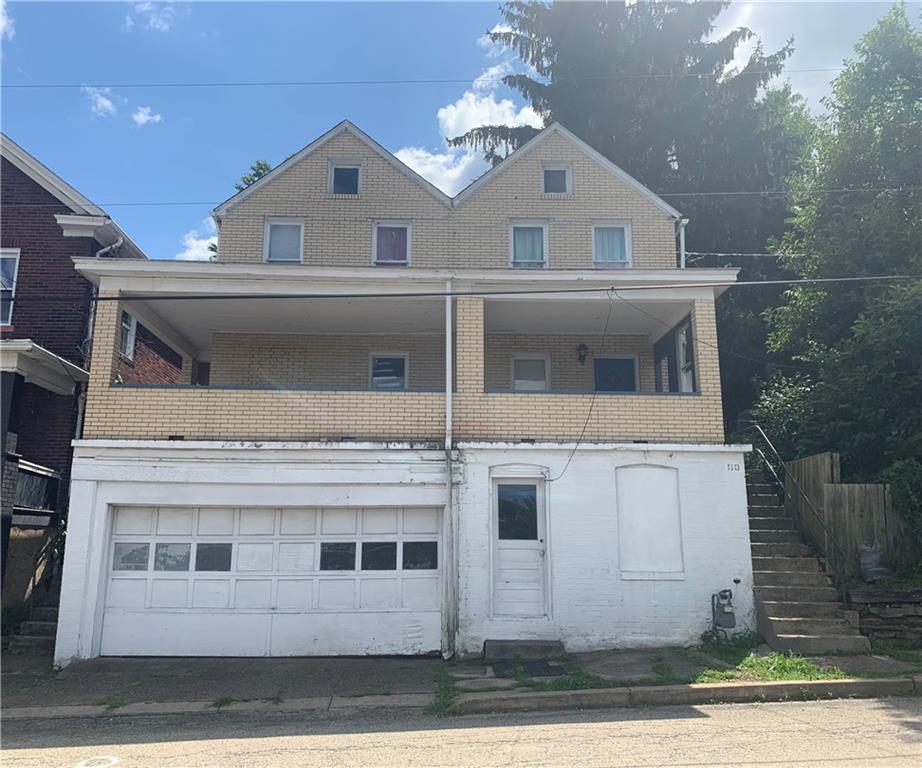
[331,165,360,195]
[543,167,570,194]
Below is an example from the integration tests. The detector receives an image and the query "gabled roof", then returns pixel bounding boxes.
[1,133,147,259]
[213,120,454,218]
[452,123,682,219]
[214,120,682,221]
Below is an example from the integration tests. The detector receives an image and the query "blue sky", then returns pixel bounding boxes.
[0,1,905,261]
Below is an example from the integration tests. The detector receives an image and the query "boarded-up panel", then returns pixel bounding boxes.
[616,465,683,577]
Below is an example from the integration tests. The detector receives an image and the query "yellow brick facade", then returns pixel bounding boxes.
[216,128,677,270]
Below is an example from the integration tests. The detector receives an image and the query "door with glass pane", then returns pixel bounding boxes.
[492,482,547,617]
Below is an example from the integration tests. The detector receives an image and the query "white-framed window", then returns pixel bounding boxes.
[593,355,639,393]
[0,248,20,326]
[676,321,695,393]
[369,353,408,390]
[593,222,632,268]
[510,221,548,269]
[542,165,571,194]
[263,218,304,263]
[372,222,410,266]
[511,355,550,392]
[328,161,361,195]
[120,311,137,361]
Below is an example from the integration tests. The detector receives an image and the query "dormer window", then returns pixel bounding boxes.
[330,163,360,195]
[373,222,410,265]
[543,166,570,194]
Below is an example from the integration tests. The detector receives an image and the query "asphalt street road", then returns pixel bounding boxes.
[3,697,921,767]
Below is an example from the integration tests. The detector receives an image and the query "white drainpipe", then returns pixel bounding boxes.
[679,219,689,268]
[442,278,456,657]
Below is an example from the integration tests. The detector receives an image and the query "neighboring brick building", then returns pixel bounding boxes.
[54,121,754,665]
[0,134,151,605]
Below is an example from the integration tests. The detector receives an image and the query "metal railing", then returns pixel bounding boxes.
[745,423,851,595]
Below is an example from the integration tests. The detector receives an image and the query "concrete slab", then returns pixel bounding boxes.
[455,677,519,692]
[571,649,660,681]
[809,653,922,676]
[451,687,631,715]
[331,693,433,709]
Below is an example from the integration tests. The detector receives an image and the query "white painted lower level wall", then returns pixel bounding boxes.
[454,442,754,655]
[55,440,752,666]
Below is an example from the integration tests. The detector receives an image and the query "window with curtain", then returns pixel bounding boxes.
[374,225,409,264]
[512,226,546,268]
[593,225,630,268]
[265,221,302,262]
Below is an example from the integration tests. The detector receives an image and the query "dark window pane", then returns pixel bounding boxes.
[371,356,406,389]
[498,484,538,540]
[593,358,637,392]
[375,226,408,263]
[403,541,438,570]
[154,543,191,571]
[361,542,397,570]
[113,542,149,571]
[543,169,567,193]
[195,543,232,571]
[320,542,356,570]
[333,166,359,194]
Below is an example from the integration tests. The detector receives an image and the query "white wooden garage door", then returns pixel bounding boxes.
[101,506,442,656]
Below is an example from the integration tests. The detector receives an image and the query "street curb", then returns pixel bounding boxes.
[448,677,919,715]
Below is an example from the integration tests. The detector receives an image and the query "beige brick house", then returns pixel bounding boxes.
[55,121,753,664]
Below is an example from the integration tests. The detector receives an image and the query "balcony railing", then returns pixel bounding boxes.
[13,460,61,528]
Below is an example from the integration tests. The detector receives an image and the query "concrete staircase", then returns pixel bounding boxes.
[8,599,59,655]
[747,470,870,655]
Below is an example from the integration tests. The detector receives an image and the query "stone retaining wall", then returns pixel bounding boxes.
[848,589,922,645]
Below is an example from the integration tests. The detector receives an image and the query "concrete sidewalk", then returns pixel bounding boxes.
[1,652,441,710]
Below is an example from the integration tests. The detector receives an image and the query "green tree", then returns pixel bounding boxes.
[453,1,814,429]
[209,160,274,256]
[755,6,922,538]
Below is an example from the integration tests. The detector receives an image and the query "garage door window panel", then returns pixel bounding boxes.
[361,542,397,570]
[320,542,357,570]
[195,543,233,572]
[113,542,150,571]
[154,543,191,571]
[403,541,438,570]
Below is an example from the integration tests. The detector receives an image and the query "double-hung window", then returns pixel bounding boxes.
[510,222,547,269]
[373,222,409,265]
[512,356,549,392]
[0,248,20,325]
[593,223,632,269]
[542,166,570,194]
[370,353,407,390]
[120,312,137,361]
[264,218,303,263]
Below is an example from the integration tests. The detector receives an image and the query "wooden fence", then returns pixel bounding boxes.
[785,452,919,579]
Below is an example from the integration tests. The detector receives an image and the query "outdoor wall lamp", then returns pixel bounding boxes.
[577,343,589,365]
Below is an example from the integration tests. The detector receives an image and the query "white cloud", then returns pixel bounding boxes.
[473,62,513,92]
[1,0,14,41]
[437,90,541,141]
[81,86,117,117]
[477,23,512,58]
[126,1,176,33]
[132,106,163,126]
[175,218,216,261]
[395,146,488,198]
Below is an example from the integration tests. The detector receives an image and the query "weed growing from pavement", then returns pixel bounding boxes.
[209,696,237,710]
[426,667,457,716]
[96,699,128,711]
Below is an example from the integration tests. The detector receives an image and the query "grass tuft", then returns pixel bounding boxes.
[209,696,237,710]
[426,667,458,716]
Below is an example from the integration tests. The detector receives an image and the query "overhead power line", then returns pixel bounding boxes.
[11,273,922,306]
[1,68,845,90]
[4,187,917,210]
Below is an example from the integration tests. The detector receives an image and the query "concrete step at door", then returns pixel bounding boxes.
[773,633,871,655]
[31,607,59,622]
[751,542,813,558]
[763,616,858,636]
[751,556,819,573]
[749,529,803,544]
[754,585,839,602]
[747,493,782,506]
[753,570,829,588]
[758,600,857,620]
[7,635,55,654]
[18,620,57,637]
[746,482,777,494]
[748,516,797,531]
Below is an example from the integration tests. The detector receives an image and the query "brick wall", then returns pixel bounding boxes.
[0,156,95,366]
[16,383,77,509]
[217,129,677,270]
[115,316,185,385]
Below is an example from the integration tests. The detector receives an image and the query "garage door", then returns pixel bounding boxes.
[101,506,442,656]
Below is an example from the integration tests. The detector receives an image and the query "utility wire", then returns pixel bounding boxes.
[11,273,920,306]
[4,187,918,209]
[1,68,845,90]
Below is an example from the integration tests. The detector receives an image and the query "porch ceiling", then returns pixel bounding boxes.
[484,298,691,337]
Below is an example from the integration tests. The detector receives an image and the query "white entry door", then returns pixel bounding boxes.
[492,481,547,617]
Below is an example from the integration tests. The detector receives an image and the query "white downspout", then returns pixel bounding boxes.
[94,235,123,260]
[443,278,456,657]
[679,222,685,268]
